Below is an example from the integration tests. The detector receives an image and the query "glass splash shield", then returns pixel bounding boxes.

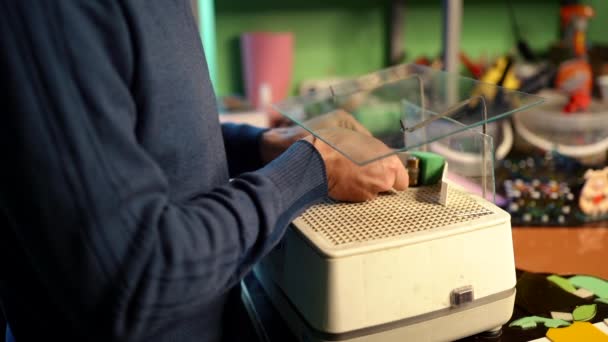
[273,64,545,202]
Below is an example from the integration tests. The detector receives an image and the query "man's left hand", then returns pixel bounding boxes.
[260,110,371,164]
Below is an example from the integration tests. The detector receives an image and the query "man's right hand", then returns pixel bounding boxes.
[304,128,409,202]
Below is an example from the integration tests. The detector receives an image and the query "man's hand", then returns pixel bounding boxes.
[260,110,370,163]
[304,128,409,202]
[304,109,372,135]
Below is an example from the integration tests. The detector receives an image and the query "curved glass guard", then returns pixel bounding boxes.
[273,64,544,166]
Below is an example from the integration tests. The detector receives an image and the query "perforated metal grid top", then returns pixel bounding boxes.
[294,185,494,247]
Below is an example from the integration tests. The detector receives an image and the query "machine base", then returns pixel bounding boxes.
[250,266,515,342]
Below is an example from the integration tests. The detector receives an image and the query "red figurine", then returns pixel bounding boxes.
[555,4,595,113]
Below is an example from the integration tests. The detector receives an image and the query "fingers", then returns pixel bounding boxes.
[352,157,407,200]
[310,127,408,203]
[308,110,373,137]
[390,156,409,191]
[335,188,377,203]
[348,160,397,198]
[329,172,378,202]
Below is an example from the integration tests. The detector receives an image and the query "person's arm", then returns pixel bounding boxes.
[0,2,326,340]
[221,110,377,176]
[221,123,267,176]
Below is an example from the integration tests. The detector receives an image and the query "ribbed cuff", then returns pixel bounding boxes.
[257,140,328,215]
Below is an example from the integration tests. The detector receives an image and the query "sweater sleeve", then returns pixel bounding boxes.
[0,1,327,340]
[221,123,268,176]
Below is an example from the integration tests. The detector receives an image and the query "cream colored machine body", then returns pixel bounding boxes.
[254,184,516,342]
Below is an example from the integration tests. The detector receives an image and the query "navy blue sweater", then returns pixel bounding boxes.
[0,1,327,341]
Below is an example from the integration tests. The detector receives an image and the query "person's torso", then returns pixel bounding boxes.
[1,1,231,341]
[128,0,229,200]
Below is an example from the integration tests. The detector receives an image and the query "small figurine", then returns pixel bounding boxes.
[560,4,594,58]
[555,59,593,113]
[579,167,608,217]
[555,4,595,113]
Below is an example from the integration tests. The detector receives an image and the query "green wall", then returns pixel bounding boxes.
[216,0,386,96]
[586,0,608,45]
[214,0,604,97]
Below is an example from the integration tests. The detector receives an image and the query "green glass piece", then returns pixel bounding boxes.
[547,275,577,293]
[520,321,538,330]
[509,317,539,329]
[568,276,608,299]
[409,151,445,185]
[509,316,571,329]
[572,304,597,322]
[544,319,572,328]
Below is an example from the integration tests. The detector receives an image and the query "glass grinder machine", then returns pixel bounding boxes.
[249,64,544,342]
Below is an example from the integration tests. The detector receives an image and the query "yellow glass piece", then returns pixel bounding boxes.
[546,322,608,342]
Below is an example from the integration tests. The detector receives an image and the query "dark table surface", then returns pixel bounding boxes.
[239,270,608,342]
